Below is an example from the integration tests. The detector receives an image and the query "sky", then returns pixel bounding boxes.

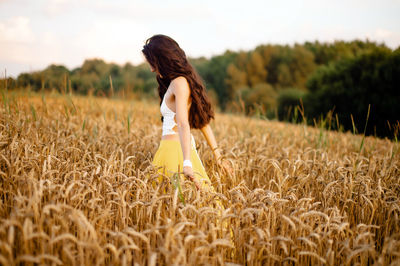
[1,0,399,78]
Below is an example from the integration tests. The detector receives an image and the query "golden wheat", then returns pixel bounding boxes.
[0,91,399,265]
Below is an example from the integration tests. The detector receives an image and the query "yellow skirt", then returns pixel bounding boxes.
[152,138,234,248]
[152,138,214,191]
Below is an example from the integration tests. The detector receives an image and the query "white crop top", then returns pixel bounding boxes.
[160,92,196,148]
[160,94,178,136]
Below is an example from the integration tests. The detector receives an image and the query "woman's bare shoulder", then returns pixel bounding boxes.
[170,76,190,95]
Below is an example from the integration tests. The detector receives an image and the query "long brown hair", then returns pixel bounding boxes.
[142,34,214,129]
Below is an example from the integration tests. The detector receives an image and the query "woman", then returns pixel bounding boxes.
[142,34,232,191]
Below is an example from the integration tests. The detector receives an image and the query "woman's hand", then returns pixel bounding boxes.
[183,166,200,190]
[218,158,234,176]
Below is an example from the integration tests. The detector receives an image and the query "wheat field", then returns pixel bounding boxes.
[0,91,399,265]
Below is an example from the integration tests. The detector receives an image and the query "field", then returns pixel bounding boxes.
[1,91,399,265]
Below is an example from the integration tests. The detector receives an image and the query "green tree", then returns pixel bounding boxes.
[304,47,398,138]
[41,64,70,92]
[246,51,267,87]
[241,83,277,116]
[277,89,306,121]
[195,50,237,109]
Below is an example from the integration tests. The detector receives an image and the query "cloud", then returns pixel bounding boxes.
[43,0,85,17]
[0,13,152,76]
[375,29,393,38]
[0,16,35,43]
[71,17,151,65]
[0,16,66,75]
[368,28,400,49]
[0,16,39,74]
[93,1,212,21]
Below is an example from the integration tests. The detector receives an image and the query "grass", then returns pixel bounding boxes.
[0,91,399,265]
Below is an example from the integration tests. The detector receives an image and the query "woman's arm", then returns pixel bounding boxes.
[171,77,200,188]
[172,77,192,162]
[201,123,234,175]
[200,124,222,161]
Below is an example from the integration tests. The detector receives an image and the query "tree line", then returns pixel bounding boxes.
[2,40,399,138]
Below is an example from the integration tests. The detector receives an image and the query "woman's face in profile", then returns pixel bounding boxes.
[147,61,162,77]
[148,62,160,76]
[142,52,157,74]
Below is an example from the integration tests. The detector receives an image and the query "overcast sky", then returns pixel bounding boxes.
[1,0,399,77]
